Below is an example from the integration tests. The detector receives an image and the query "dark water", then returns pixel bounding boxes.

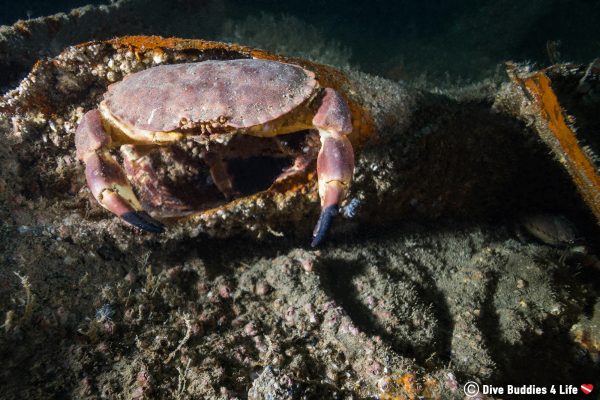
[2,0,600,81]
[230,0,600,79]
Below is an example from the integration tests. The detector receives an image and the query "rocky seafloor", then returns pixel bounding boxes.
[0,1,599,399]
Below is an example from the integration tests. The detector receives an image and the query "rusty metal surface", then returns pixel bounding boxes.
[508,64,600,228]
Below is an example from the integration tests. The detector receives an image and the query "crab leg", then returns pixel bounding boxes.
[202,152,237,199]
[75,110,165,232]
[311,88,355,247]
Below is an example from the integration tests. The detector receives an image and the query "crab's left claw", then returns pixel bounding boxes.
[76,110,165,233]
[311,88,355,247]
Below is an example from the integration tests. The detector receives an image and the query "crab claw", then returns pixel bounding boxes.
[311,182,342,247]
[311,88,354,247]
[76,110,165,233]
[85,150,165,233]
[121,210,165,233]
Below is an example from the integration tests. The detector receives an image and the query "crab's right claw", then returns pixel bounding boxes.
[75,110,165,233]
[311,136,354,247]
[311,182,342,247]
[311,88,355,247]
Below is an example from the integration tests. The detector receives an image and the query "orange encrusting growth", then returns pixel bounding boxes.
[519,71,600,224]
[378,372,444,400]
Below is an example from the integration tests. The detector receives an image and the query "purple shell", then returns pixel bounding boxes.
[103,59,318,132]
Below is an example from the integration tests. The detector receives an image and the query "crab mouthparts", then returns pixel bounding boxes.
[122,131,317,218]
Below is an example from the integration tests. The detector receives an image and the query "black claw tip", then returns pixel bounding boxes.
[311,205,338,247]
[122,211,165,233]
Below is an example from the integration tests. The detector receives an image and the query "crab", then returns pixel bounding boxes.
[75,58,354,246]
